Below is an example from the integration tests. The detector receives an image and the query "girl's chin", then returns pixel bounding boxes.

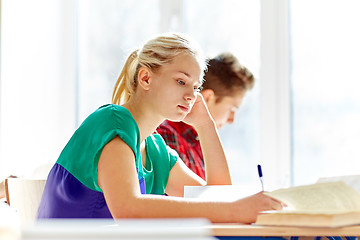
[167,114,187,122]
[167,117,186,122]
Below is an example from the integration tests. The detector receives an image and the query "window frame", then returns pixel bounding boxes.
[259,0,292,189]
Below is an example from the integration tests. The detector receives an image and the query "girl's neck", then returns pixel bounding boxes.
[122,100,164,142]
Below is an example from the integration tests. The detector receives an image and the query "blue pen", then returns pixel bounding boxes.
[257,164,264,191]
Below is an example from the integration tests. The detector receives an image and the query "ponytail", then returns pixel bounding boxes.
[112,49,139,105]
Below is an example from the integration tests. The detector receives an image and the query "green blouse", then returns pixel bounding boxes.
[56,104,178,194]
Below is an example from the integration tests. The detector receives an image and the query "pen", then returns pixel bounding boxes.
[257,164,264,191]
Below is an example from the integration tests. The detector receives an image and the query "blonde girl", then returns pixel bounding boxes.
[37,32,282,223]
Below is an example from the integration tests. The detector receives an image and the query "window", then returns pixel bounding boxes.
[77,0,261,187]
[77,0,162,123]
[290,0,360,185]
[0,0,77,178]
[3,1,357,189]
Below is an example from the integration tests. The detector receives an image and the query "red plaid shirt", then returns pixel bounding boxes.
[156,120,205,180]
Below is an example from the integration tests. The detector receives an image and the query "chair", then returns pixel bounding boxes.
[5,178,46,225]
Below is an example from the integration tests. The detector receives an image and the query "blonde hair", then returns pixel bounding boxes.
[112,32,206,105]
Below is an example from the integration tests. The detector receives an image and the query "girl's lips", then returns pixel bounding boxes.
[178,105,190,112]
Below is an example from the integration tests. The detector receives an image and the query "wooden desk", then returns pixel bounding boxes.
[210,224,360,237]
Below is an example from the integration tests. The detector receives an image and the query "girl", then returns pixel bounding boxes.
[37,32,282,223]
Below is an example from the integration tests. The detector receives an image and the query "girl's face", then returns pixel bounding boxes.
[147,53,202,121]
[206,91,245,129]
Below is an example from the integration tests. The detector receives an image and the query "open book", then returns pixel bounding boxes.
[255,176,360,227]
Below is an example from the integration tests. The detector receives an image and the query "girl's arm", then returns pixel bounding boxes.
[164,158,205,197]
[97,136,282,222]
[182,93,232,185]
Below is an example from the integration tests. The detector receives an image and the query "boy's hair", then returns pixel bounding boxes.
[202,52,254,102]
[112,32,207,105]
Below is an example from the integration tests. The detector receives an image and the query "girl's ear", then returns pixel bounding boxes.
[201,89,216,106]
[137,67,152,90]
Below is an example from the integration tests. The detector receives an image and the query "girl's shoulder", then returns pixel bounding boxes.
[75,104,140,147]
[84,104,135,126]
[94,104,130,116]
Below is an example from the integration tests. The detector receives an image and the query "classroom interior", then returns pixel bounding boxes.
[1,0,360,238]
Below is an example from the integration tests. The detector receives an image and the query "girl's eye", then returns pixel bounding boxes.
[177,80,185,86]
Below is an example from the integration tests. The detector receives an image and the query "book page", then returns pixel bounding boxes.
[317,174,360,195]
[264,181,360,211]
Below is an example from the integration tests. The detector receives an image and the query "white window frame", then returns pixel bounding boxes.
[259,0,292,189]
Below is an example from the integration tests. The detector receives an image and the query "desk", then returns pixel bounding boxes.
[210,224,360,237]
[17,219,360,239]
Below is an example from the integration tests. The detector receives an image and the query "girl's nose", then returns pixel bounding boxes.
[184,89,196,102]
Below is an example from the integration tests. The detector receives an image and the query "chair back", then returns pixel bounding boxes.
[5,178,46,225]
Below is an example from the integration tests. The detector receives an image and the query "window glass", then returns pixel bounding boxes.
[0,0,74,178]
[77,0,161,123]
[290,0,360,185]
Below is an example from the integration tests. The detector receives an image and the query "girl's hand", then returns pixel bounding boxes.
[182,93,214,130]
[231,192,284,223]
